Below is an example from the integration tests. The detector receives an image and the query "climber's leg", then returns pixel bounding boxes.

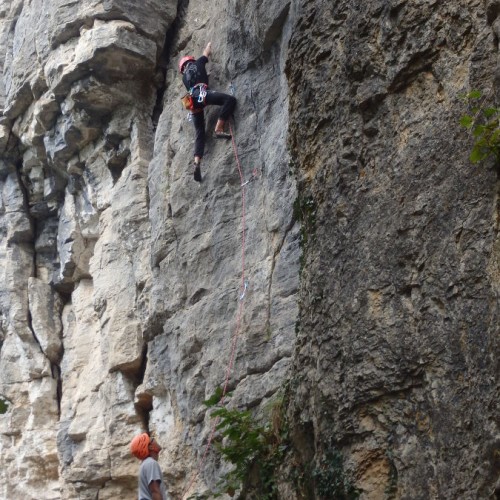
[191,111,205,182]
[193,111,206,159]
[205,91,236,138]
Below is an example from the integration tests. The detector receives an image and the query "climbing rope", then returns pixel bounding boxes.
[183,120,248,499]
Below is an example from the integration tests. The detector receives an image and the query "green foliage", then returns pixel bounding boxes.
[312,445,359,500]
[201,388,288,499]
[0,397,9,415]
[293,194,317,231]
[384,450,398,499]
[293,194,317,271]
[460,90,500,165]
[195,391,361,500]
[285,435,359,499]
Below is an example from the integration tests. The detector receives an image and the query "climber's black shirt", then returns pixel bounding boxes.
[182,56,209,90]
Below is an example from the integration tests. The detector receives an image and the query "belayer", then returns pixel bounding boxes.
[130,433,167,500]
[179,42,237,182]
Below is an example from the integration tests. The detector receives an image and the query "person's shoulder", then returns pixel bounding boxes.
[140,457,160,476]
[197,55,209,64]
[141,457,157,469]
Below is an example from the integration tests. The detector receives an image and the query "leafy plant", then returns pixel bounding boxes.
[312,444,359,500]
[460,90,500,164]
[293,193,317,271]
[197,390,361,500]
[0,397,9,415]
[201,388,288,499]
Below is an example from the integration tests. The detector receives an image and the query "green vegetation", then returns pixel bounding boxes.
[293,194,317,236]
[285,435,359,499]
[0,397,9,415]
[293,193,317,271]
[460,90,500,165]
[311,444,359,500]
[201,387,288,499]
[384,450,398,499]
[195,388,359,500]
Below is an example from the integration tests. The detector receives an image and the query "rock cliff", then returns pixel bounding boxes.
[0,0,498,499]
[286,1,499,498]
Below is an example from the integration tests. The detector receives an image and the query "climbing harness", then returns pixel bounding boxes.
[181,84,208,112]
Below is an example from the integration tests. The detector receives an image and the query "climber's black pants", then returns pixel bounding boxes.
[192,90,237,158]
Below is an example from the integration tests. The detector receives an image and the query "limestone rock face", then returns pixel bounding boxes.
[0,0,298,498]
[0,0,498,499]
[0,1,179,498]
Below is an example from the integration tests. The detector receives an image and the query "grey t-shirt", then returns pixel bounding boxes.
[138,457,167,500]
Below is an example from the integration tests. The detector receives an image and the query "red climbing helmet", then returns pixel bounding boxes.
[179,55,195,73]
[130,433,151,460]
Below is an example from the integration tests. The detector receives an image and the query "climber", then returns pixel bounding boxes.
[130,433,167,500]
[179,41,237,182]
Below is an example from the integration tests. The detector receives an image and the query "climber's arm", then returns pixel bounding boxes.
[203,42,212,58]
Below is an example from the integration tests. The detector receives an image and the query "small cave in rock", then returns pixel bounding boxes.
[123,344,153,429]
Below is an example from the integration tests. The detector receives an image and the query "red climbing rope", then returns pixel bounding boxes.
[183,121,247,498]
[223,121,246,392]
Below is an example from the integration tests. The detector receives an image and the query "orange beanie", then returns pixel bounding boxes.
[130,433,150,460]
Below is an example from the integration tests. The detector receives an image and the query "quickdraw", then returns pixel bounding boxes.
[241,168,261,187]
[239,279,249,301]
[194,83,208,103]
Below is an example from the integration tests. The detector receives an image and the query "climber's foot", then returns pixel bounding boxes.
[193,162,202,182]
[214,130,232,139]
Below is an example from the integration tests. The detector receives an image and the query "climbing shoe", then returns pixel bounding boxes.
[193,162,202,182]
[214,131,232,139]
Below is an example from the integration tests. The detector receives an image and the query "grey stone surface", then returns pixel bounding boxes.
[0,0,498,499]
[146,1,298,495]
[28,277,63,363]
[286,1,499,498]
[0,0,298,497]
[0,0,178,497]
